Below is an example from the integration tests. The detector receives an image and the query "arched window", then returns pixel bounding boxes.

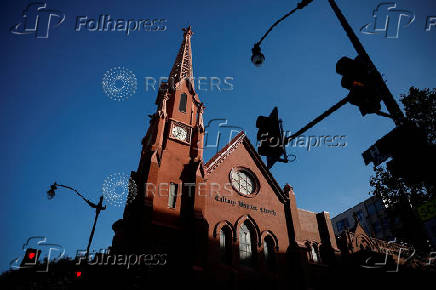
[263,236,276,270]
[168,183,177,208]
[179,93,187,112]
[219,226,232,264]
[239,222,255,266]
[310,243,320,263]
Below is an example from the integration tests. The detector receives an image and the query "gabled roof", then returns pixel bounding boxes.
[204,131,287,203]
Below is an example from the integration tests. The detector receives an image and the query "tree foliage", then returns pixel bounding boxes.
[370,87,435,206]
[369,87,435,247]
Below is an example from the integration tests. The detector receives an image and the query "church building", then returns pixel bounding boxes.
[111,26,340,290]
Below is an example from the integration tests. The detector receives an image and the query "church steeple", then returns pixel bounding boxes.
[168,26,194,88]
[112,26,207,254]
[140,26,204,166]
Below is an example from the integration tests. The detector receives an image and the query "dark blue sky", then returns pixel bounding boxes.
[1,0,435,272]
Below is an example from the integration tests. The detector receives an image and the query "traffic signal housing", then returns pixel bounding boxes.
[362,122,435,185]
[336,55,381,116]
[256,107,288,169]
[20,248,41,268]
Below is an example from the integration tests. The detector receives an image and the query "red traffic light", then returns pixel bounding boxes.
[336,55,381,116]
[20,248,41,267]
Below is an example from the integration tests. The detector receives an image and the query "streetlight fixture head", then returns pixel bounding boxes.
[251,43,265,67]
[47,182,58,199]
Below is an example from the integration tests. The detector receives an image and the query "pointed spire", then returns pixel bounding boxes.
[168,26,194,88]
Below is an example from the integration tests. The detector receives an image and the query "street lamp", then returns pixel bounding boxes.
[47,182,106,258]
[251,43,265,67]
[250,0,313,67]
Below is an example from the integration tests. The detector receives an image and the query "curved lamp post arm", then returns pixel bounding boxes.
[58,184,98,208]
[256,0,313,46]
[46,182,106,258]
[251,0,313,66]
[48,182,98,208]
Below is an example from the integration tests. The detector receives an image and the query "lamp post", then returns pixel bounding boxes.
[47,182,106,258]
[251,0,405,126]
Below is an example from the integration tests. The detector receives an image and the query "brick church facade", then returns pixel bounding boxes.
[111,26,340,289]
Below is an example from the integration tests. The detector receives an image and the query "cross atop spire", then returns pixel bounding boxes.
[168,26,194,87]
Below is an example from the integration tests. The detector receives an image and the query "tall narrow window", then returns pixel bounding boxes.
[179,93,187,113]
[168,183,177,208]
[263,236,276,270]
[239,223,254,266]
[311,244,319,263]
[220,226,232,264]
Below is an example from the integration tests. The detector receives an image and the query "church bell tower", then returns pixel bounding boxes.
[112,26,207,252]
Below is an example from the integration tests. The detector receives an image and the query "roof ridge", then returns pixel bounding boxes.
[204,131,245,169]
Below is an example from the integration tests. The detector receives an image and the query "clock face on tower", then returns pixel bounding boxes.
[169,121,191,144]
[171,126,187,142]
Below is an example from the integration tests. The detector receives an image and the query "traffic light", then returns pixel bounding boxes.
[362,122,435,185]
[336,55,381,116]
[20,248,41,268]
[256,107,288,169]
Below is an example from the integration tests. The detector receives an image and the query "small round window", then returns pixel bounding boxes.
[230,169,257,196]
